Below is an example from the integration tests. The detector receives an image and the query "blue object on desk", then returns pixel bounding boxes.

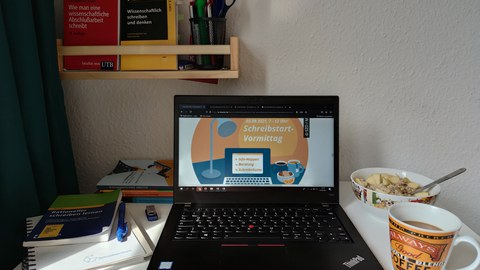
[145,205,159,221]
[116,202,128,241]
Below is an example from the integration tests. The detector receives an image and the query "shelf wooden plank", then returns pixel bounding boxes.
[60,44,232,56]
[59,70,239,80]
[230,36,239,72]
[57,37,239,80]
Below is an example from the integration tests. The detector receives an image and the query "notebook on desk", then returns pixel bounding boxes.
[24,210,153,270]
[148,95,382,270]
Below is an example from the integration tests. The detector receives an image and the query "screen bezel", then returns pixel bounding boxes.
[173,95,340,204]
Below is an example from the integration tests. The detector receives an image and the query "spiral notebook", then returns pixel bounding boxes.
[23,210,153,270]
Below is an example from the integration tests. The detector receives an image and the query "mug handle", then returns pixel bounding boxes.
[452,235,480,270]
[298,163,305,173]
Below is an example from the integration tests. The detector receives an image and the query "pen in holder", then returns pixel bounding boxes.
[189,17,226,70]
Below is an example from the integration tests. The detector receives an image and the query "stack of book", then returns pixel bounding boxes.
[23,190,154,269]
[96,160,174,204]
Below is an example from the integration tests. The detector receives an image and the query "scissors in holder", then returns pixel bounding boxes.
[217,0,236,18]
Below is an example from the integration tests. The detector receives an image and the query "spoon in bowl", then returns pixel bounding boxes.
[413,168,466,194]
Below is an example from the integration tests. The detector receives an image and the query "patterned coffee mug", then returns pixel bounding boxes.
[389,203,480,270]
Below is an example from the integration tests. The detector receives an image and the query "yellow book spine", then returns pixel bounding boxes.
[120,0,177,70]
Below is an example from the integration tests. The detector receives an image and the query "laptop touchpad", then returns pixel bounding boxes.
[220,246,288,270]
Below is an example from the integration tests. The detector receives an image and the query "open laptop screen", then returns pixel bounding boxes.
[174,96,339,204]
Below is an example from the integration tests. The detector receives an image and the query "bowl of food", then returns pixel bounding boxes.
[277,170,295,184]
[350,168,440,209]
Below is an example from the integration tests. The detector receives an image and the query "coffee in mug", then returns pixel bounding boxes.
[402,221,442,231]
[388,202,480,270]
[273,160,288,174]
[287,159,304,177]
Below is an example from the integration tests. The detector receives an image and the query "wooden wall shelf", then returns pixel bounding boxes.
[57,36,239,80]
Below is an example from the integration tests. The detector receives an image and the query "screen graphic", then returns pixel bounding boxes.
[190,118,307,185]
[178,115,334,188]
[232,153,263,174]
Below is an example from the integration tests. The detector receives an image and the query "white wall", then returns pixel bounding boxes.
[56,1,480,233]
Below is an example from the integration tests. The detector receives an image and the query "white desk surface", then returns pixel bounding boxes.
[125,182,480,270]
[19,181,470,270]
[15,182,477,270]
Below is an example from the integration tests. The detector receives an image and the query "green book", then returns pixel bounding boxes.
[23,189,122,247]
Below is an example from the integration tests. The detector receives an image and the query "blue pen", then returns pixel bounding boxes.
[116,202,128,242]
[212,0,225,17]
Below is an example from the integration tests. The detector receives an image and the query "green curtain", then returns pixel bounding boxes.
[0,0,79,268]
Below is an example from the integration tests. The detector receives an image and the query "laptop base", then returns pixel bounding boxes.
[148,203,382,270]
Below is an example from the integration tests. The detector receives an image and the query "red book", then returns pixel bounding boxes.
[63,0,119,70]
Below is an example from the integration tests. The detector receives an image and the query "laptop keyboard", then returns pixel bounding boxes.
[223,177,272,185]
[174,206,351,243]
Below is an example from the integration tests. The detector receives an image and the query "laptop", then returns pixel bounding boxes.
[148,95,382,270]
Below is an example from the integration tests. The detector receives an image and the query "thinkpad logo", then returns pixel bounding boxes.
[343,255,365,268]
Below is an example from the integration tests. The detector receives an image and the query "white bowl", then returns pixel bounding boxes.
[350,167,440,210]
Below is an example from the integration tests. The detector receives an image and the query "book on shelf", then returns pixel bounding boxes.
[63,0,119,70]
[120,0,178,70]
[99,189,173,198]
[96,160,173,190]
[129,196,173,204]
[23,189,122,247]
[23,210,153,270]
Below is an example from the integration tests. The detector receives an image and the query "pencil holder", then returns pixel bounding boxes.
[189,18,226,70]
